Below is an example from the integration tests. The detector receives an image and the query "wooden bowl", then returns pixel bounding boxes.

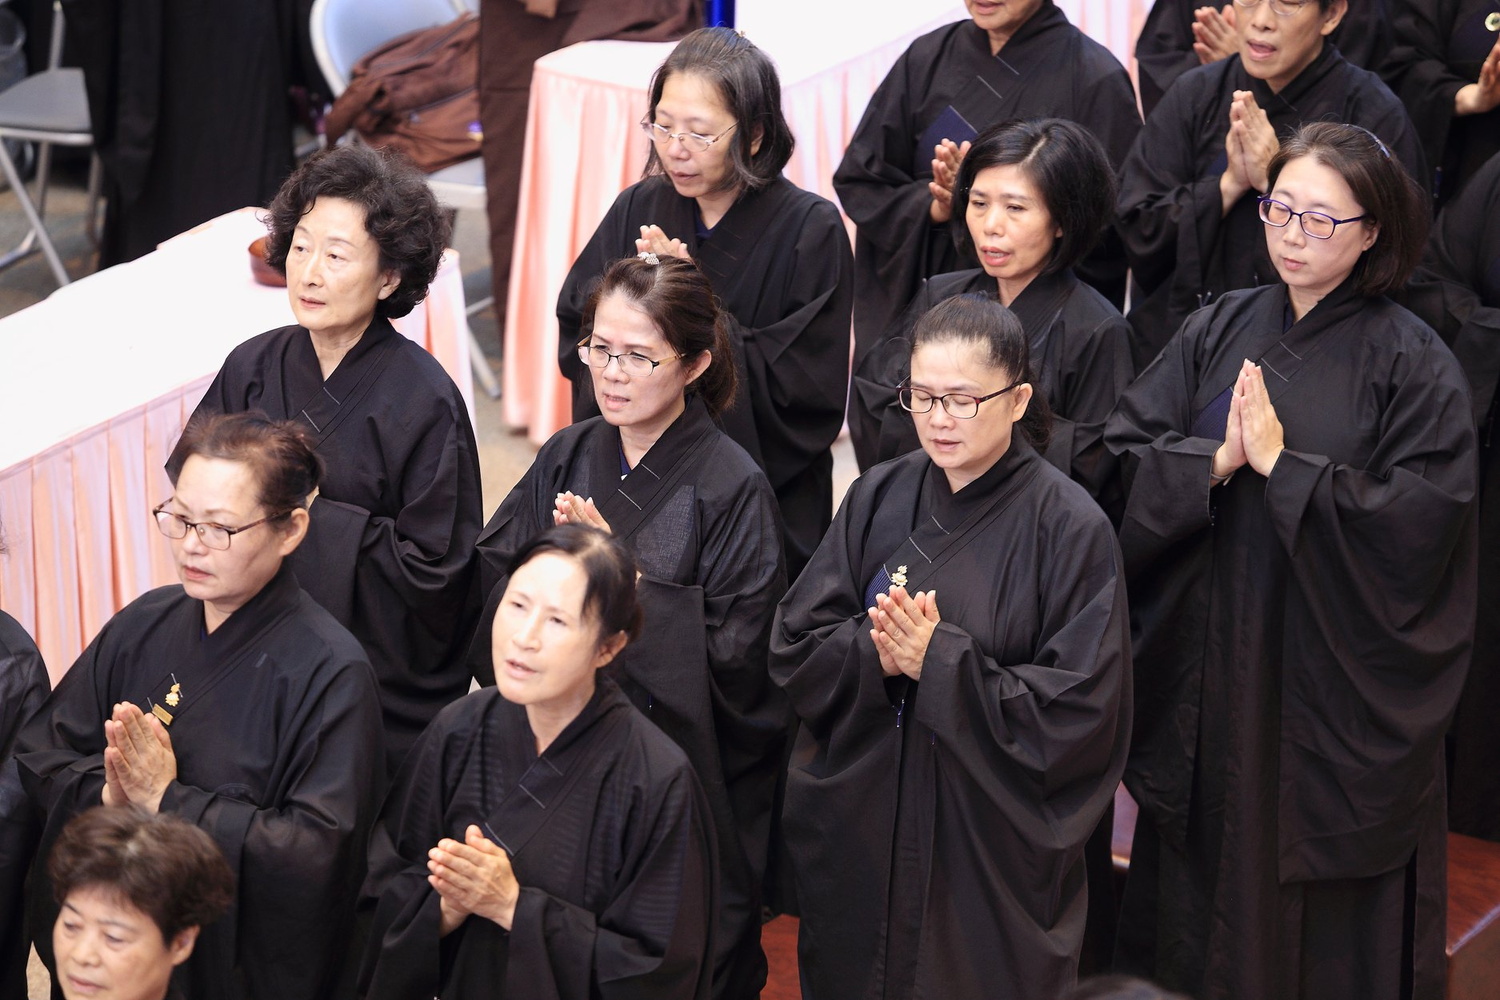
[248,236,285,287]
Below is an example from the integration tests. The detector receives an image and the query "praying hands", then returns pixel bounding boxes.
[101,701,177,813]
[1191,4,1238,65]
[1212,359,1286,483]
[428,824,521,936]
[870,586,941,681]
[636,224,692,261]
[928,138,972,223]
[1221,90,1278,213]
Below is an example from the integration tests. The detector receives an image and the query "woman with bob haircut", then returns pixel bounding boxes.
[175,142,483,776]
[15,411,384,1000]
[556,25,853,581]
[49,806,234,1000]
[1106,121,1476,1000]
[774,294,1131,1000]
[476,255,785,1000]
[848,118,1131,520]
[361,524,717,1000]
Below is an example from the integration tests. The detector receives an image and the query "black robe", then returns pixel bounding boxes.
[770,440,1131,1000]
[0,612,46,1000]
[1134,0,1393,119]
[358,679,716,1000]
[845,267,1131,518]
[555,174,852,580]
[831,4,1141,364]
[12,566,385,1000]
[1117,44,1426,373]
[1104,282,1476,1000]
[63,0,299,264]
[180,317,483,774]
[1379,0,1500,206]
[470,398,786,1000]
[1398,150,1500,840]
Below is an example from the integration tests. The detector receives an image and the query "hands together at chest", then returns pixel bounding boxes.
[1212,359,1285,483]
[871,586,941,681]
[101,702,177,814]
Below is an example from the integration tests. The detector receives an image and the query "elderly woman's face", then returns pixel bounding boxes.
[966,0,1044,41]
[162,455,304,629]
[651,71,742,202]
[54,886,196,1000]
[493,552,616,718]
[1238,0,1343,93]
[284,196,400,344]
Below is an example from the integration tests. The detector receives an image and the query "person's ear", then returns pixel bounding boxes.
[1009,383,1034,424]
[684,350,713,387]
[168,926,199,967]
[277,508,311,557]
[1359,221,1380,253]
[1320,0,1347,36]
[592,630,629,669]
[377,269,401,301]
[750,125,764,158]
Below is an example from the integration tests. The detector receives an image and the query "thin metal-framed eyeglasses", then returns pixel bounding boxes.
[152,504,291,550]
[577,339,681,378]
[1257,197,1368,240]
[1232,0,1315,16]
[898,378,1026,419]
[639,120,738,154]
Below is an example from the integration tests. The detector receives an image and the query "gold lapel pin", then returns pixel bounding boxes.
[165,673,183,708]
[891,565,909,588]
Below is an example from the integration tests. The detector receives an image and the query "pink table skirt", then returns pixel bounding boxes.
[0,209,473,680]
[500,2,1149,446]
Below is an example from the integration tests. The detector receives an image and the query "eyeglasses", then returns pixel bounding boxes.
[152,504,290,550]
[1232,0,1316,16]
[1257,197,1367,240]
[577,340,681,378]
[899,379,1026,419]
[639,120,737,154]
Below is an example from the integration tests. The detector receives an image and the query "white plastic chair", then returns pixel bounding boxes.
[309,0,499,398]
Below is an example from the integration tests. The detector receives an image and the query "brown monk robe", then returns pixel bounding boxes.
[477,0,701,336]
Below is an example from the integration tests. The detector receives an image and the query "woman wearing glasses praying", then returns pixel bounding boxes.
[174,144,483,778]
[12,410,383,1000]
[773,293,1131,1000]
[1105,121,1475,1000]
[476,255,784,1000]
[555,26,852,582]
[1117,0,1425,373]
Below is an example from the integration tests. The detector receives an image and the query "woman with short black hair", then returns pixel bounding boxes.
[362,525,716,1000]
[556,26,853,581]
[1106,121,1473,1000]
[849,118,1131,524]
[178,143,483,775]
[775,294,1130,1000]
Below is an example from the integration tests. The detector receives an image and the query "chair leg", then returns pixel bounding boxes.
[0,139,69,285]
[469,324,501,399]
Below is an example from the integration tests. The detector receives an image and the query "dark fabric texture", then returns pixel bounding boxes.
[832,5,1141,367]
[12,567,385,1000]
[556,175,852,581]
[846,266,1131,522]
[178,318,483,775]
[469,398,787,1000]
[771,440,1131,1000]
[1104,282,1476,1000]
[1398,150,1500,840]
[1133,0,1393,119]
[0,613,46,1000]
[1117,43,1426,373]
[358,679,716,1000]
[1378,0,1500,206]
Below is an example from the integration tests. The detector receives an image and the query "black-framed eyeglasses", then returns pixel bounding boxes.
[639,120,737,154]
[1258,197,1368,240]
[576,339,681,378]
[152,504,291,551]
[1232,0,1315,16]
[898,379,1026,419]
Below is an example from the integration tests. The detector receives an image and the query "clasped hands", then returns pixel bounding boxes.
[100,702,176,814]
[1221,90,1278,209]
[1212,359,1285,482]
[636,224,691,261]
[870,586,941,681]
[928,139,972,224]
[1191,4,1238,66]
[553,491,611,533]
[428,824,521,935]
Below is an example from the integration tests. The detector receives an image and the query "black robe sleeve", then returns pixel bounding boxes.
[1379,0,1467,198]
[0,615,51,1000]
[360,696,716,1000]
[0,612,47,759]
[1133,0,1203,121]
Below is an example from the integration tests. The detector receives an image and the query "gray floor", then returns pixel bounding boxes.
[6,148,856,998]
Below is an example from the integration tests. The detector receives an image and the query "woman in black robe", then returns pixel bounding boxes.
[773,295,1131,1000]
[1134,0,1391,119]
[833,0,1140,364]
[848,118,1131,522]
[478,256,784,1000]
[1106,122,1475,1000]
[1398,150,1500,840]
[176,144,483,775]
[361,525,716,1000]
[1117,0,1425,372]
[0,608,46,999]
[555,27,852,581]
[13,411,386,1000]
[0,610,46,758]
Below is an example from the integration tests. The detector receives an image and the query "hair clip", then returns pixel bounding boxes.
[1348,124,1391,160]
[637,251,660,265]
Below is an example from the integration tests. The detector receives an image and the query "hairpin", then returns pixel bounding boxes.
[1348,124,1391,160]
[637,251,660,265]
